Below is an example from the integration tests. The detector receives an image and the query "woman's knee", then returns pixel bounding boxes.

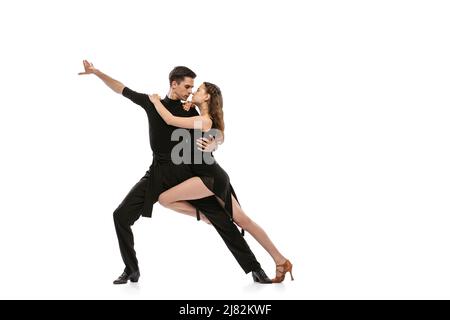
[158,193,171,207]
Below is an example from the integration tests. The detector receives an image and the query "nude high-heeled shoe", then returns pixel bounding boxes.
[272,259,294,283]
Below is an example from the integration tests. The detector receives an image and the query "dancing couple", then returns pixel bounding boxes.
[78,60,293,284]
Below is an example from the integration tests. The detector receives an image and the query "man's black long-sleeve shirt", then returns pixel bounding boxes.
[122,87,199,153]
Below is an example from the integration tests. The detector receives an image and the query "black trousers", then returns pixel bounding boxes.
[113,158,261,274]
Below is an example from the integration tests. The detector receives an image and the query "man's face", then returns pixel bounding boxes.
[172,77,194,101]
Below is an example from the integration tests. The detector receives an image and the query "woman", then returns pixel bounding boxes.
[148,82,293,283]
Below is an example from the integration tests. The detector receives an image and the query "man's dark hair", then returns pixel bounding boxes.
[169,66,196,85]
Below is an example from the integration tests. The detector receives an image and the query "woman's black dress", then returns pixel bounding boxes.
[189,129,241,226]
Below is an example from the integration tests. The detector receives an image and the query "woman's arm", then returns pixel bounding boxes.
[148,94,212,132]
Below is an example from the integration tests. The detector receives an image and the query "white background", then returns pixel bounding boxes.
[0,0,449,299]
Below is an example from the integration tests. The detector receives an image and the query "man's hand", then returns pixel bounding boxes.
[78,60,97,75]
[78,60,125,94]
[148,93,161,104]
[197,135,218,152]
[183,101,195,111]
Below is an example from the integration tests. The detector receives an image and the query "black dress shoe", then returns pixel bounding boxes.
[252,268,272,284]
[113,270,140,285]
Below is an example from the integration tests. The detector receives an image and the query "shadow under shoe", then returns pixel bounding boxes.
[113,270,140,285]
[251,268,272,284]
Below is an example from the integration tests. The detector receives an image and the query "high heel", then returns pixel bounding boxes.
[272,259,294,283]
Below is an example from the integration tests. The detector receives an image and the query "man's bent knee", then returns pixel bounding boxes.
[113,206,136,226]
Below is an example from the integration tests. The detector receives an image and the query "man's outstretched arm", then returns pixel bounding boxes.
[78,60,125,94]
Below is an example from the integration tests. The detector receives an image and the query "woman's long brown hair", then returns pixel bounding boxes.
[204,82,224,133]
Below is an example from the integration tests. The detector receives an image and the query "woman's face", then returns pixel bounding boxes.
[192,83,210,105]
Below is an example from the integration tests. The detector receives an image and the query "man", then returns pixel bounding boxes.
[78,60,272,284]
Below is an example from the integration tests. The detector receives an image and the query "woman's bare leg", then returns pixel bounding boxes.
[158,177,215,224]
[230,195,287,267]
[162,200,211,224]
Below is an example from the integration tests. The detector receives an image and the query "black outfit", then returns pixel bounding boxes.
[113,87,261,275]
[190,131,241,222]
